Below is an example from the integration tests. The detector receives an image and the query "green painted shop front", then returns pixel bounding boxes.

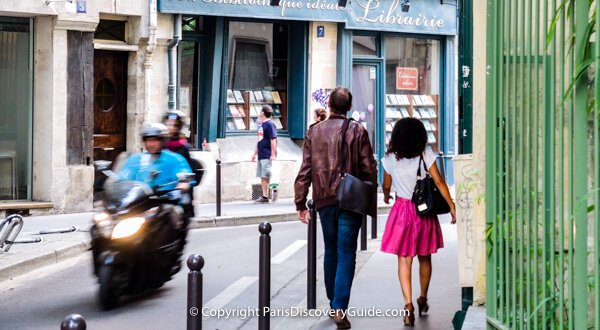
[159,0,458,184]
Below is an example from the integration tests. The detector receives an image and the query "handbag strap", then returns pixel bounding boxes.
[416,154,428,178]
[339,118,352,174]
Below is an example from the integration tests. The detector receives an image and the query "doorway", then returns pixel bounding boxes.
[93,50,127,192]
[352,62,383,182]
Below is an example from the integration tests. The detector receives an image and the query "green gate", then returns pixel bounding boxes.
[486,0,600,329]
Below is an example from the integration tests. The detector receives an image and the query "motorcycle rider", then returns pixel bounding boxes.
[118,123,195,191]
[118,123,196,242]
[162,111,202,219]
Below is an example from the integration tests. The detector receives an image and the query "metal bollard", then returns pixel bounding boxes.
[360,215,367,251]
[187,254,204,330]
[258,222,272,330]
[307,200,317,309]
[371,213,377,239]
[216,159,222,217]
[60,314,86,330]
[438,151,446,179]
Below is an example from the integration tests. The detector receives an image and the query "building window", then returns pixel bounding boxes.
[225,21,288,132]
[384,37,441,152]
[0,17,32,200]
[353,35,377,56]
[183,16,203,32]
[179,40,199,144]
[94,20,126,42]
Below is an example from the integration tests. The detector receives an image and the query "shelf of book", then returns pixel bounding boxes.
[385,94,440,153]
[226,89,286,132]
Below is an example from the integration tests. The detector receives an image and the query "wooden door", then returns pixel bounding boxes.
[93,50,127,164]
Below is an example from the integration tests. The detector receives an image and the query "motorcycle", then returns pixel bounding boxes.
[90,161,193,310]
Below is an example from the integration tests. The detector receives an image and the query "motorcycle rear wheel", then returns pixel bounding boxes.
[98,265,118,310]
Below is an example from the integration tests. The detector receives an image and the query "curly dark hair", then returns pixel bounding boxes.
[386,117,428,159]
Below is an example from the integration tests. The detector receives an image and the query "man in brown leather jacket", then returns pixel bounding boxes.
[295,86,377,329]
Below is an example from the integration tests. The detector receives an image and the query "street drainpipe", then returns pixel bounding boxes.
[168,14,182,110]
[141,0,158,150]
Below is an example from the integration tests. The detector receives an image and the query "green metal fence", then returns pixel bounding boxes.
[485,0,600,329]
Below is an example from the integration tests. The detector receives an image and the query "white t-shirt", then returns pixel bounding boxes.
[381,149,437,199]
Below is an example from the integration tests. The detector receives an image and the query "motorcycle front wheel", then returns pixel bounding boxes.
[98,265,118,310]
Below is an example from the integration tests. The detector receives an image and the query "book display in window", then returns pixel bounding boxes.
[234,118,246,129]
[272,118,283,130]
[253,90,264,103]
[226,119,235,130]
[227,89,237,103]
[384,94,441,152]
[262,90,274,103]
[233,90,244,103]
[250,104,260,117]
[226,89,287,131]
[271,91,282,104]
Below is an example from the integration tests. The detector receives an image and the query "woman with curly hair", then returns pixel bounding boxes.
[380,117,456,326]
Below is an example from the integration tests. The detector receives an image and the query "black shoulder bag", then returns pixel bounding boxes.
[411,154,450,216]
[335,119,377,218]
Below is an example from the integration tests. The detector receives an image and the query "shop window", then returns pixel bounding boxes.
[353,35,377,56]
[178,40,199,144]
[183,16,203,32]
[383,37,441,152]
[226,21,288,132]
[94,20,126,42]
[0,18,32,200]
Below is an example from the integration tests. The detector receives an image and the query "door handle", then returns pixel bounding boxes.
[103,147,115,151]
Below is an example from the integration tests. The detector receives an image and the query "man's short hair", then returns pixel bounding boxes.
[329,86,352,115]
[261,105,273,118]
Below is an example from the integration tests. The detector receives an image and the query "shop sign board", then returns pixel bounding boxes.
[158,0,457,35]
[396,67,418,90]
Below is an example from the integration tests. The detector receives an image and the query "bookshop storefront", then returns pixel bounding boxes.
[158,0,457,200]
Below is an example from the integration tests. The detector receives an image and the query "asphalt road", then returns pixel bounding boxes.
[0,218,380,330]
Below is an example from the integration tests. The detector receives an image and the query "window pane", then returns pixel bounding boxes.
[353,35,377,56]
[226,22,288,132]
[0,27,32,200]
[94,20,126,42]
[183,16,203,32]
[384,37,441,152]
[179,41,198,145]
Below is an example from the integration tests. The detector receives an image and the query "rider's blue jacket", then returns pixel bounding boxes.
[118,150,196,191]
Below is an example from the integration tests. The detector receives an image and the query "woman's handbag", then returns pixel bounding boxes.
[411,154,450,216]
[335,119,377,218]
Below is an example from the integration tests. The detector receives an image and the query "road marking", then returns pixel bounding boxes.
[204,276,258,310]
[271,240,307,264]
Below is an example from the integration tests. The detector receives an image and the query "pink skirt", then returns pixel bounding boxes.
[380,197,444,257]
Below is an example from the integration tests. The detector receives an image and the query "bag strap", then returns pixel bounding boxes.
[416,154,428,178]
[339,118,352,173]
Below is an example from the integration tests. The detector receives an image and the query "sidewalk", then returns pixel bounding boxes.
[309,215,460,330]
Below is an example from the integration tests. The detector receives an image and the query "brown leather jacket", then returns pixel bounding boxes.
[295,114,378,211]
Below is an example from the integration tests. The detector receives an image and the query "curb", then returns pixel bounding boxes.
[1,206,392,282]
[0,240,91,282]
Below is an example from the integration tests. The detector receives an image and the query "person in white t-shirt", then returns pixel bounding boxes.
[380,117,456,327]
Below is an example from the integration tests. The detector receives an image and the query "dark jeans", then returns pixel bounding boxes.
[318,205,363,310]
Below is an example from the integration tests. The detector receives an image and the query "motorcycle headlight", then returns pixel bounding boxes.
[111,217,145,239]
